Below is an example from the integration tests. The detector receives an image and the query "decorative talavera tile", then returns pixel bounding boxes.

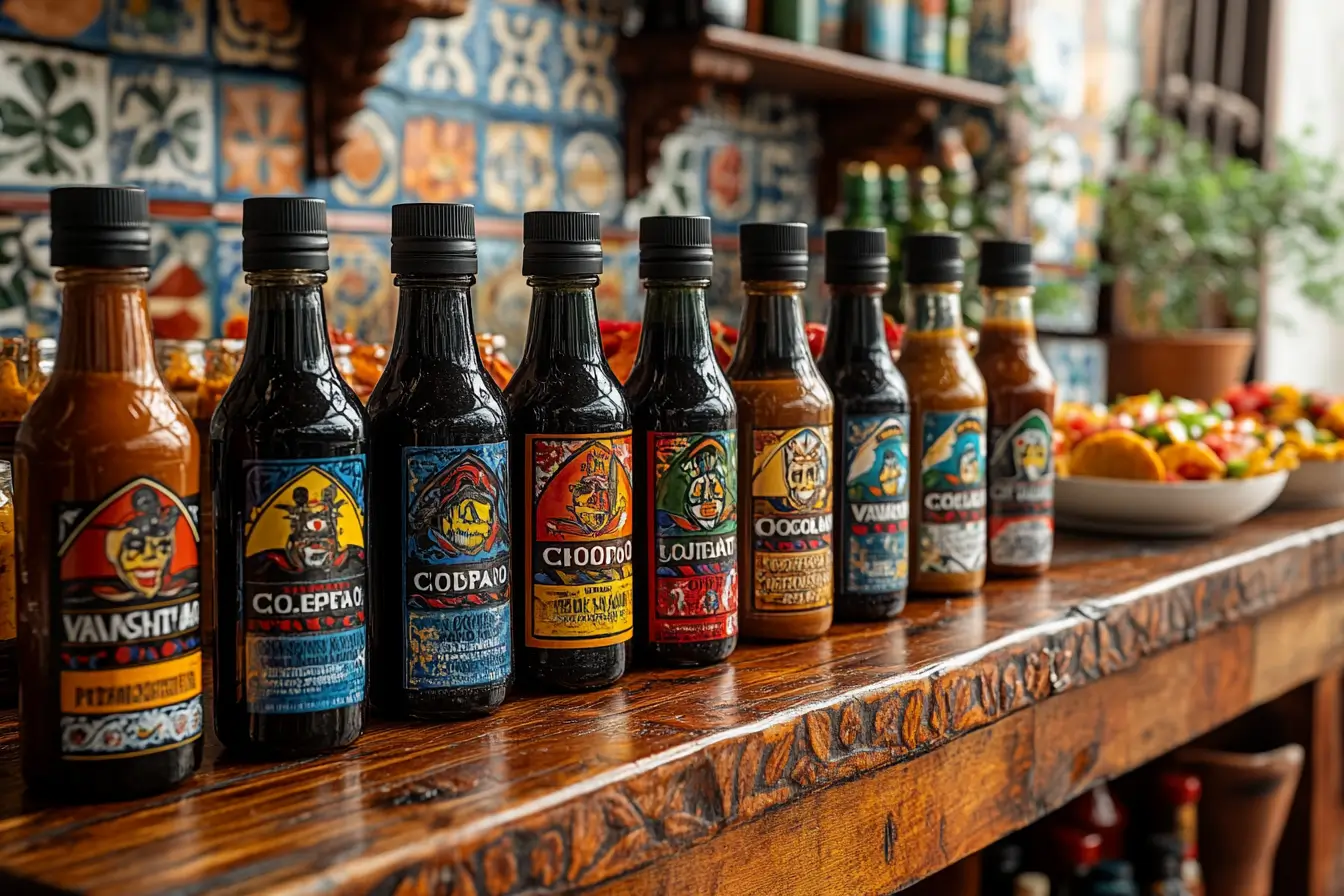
[755,137,817,225]
[213,225,248,332]
[327,233,395,342]
[559,128,622,218]
[558,21,617,122]
[0,214,54,336]
[1035,272,1100,335]
[487,4,561,114]
[481,121,556,215]
[217,75,305,200]
[214,0,302,69]
[1028,0,1085,119]
[109,0,208,57]
[401,109,479,205]
[383,11,480,99]
[703,136,755,228]
[598,237,636,321]
[148,219,215,339]
[0,0,106,47]
[0,42,109,189]
[110,62,215,200]
[315,87,401,210]
[475,235,529,354]
[706,245,743,326]
[1027,129,1086,266]
[621,130,706,227]
[1040,336,1107,405]
[558,0,623,26]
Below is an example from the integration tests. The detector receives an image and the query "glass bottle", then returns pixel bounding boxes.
[0,461,15,707]
[368,203,511,719]
[884,164,911,280]
[1157,771,1205,895]
[842,161,884,230]
[628,216,739,667]
[817,229,910,620]
[18,186,203,800]
[504,211,633,691]
[728,222,835,640]
[946,0,971,75]
[911,166,950,233]
[907,0,948,70]
[211,197,368,757]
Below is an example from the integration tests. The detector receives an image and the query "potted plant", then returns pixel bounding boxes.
[1099,99,1344,400]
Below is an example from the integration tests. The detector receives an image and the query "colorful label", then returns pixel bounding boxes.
[918,409,986,575]
[818,0,845,48]
[403,443,511,690]
[946,13,970,75]
[242,457,367,714]
[863,0,908,62]
[750,426,834,612]
[525,434,634,649]
[906,0,947,70]
[648,431,739,644]
[988,409,1054,569]
[841,414,910,593]
[54,478,203,758]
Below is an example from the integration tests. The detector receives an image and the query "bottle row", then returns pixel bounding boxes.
[12,186,1054,804]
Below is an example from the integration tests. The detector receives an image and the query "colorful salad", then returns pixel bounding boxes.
[1222,382,1344,461]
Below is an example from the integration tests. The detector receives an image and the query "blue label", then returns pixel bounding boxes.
[863,0,907,62]
[842,413,910,593]
[918,408,986,575]
[906,0,947,70]
[241,455,367,714]
[403,443,512,689]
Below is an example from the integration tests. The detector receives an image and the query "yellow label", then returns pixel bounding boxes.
[530,577,634,647]
[749,426,835,612]
[60,650,202,714]
[753,548,832,610]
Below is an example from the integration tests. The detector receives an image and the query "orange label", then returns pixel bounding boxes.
[60,651,202,714]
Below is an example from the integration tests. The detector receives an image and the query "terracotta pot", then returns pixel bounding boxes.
[1106,330,1255,402]
[1175,744,1305,896]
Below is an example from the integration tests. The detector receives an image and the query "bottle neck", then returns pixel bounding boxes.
[635,278,716,367]
[904,282,964,334]
[981,287,1036,335]
[389,273,482,367]
[731,280,812,372]
[242,270,335,374]
[820,282,890,364]
[519,275,604,365]
[53,267,158,381]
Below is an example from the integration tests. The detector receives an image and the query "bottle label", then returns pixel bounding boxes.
[750,426,834,611]
[648,431,739,644]
[841,414,910,593]
[403,443,512,690]
[907,0,947,70]
[988,409,1054,569]
[53,478,203,758]
[917,409,986,575]
[241,457,367,714]
[525,433,634,649]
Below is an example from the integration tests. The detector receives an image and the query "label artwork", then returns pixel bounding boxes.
[242,457,367,714]
[918,409,986,575]
[404,443,511,690]
[750,426,833,612]
[54,478,203,758]
[526,433,634,649]
[988,409,1054,569]
[842,414,910,593]
[648,431,739,644]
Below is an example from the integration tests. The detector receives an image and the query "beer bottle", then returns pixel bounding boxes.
[505,211,633,691]
[976,240,1056,577]
[628,216,739,667]
[212,198,369,756]
[817,229,910,620]
[897,233,986,595]
[911,166,949,233]
[842,161,884,229]
[728,222,835,640]
[18,186,204,799]
[368,203,511,719]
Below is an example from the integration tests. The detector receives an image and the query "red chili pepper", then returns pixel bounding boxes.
[883,313,904,353]
[598,319,641,336]
[805,322,827,359]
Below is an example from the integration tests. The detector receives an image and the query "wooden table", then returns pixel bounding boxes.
[4,509,1344,895]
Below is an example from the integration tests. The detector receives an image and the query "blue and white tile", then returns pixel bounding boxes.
[213,225,248,331]
[328,232,395,342]
[754,136,817,225]
[558,127,623,219]
[476,235,530,353]
[599,237,638,321]
[109,0,208,58]
[702,134,756,231]
[707,245,742,325]
[1027,129,1087,265]
[557,19,618,124]
[148,218,216,339]
[1028,0,1085,119]
[0,0,106,48]
[0,41,109,189]
[481,120,556,215]
[213,0,302,70]
[621,129,707,228]
[0,213,54,336]
[1041,336,1107,405]
[380,9,482,100]
[485,2,564,117]
[110,61,215,200]
[312,87,402,210]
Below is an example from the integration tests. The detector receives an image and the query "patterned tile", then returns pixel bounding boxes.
[110,61,215,200]
[481,121,556,215]
[557,0,623,27]
[382,10,480,99]
[214,0,302,70]
[148,219,215,339]
[598,237,636,321]
[217,74,305,200]
[703,136,755,228]
[558,20,617,122]
[476,235,529,354]
[315,87,401,210]
[1041,336,1107,405]
[0,213,53,336]
[327,233,395,342]
[109,0,208,58]
[754,136,816,224]
[0,41,109,189]
[558,127,622,218]
[706,245,743,326]
[1028,0,1085,119]
[1027,129,1086,266]
[620,130,706,228]
[0,0,106,47]
[401,109,480,205]
[213,225,248,333]
[486,3,562,115]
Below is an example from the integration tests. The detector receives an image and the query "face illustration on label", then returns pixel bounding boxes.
[922,412,986,492]
[103,485,181,599]
[282,485,345,571]
[958,443,980,485]
[783,429,827,510]
[245,466,365,582]
[684,441,730,530]
[537,441,632,539]
[410,455,504,557]
[1013,429,1049,480]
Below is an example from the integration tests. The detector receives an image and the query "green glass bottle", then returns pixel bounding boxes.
[910,166,949,233]
[883,164,911,271]
[946,0,971,76]
[842,161,884,229]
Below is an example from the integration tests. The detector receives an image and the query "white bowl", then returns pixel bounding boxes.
[1276,460,1344,509]
[1056,471,1289,537]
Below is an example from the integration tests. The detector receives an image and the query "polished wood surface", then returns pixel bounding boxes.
[4,509,1344,895]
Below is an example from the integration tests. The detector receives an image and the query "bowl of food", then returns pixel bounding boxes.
[1222,382,1344,509]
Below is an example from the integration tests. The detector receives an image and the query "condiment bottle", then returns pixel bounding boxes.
[766,0,820,44]
[1142,833,1191,896]
[19,186,204,799]
[368,203,512,719]
[1157,771,1205,895]
[896,233,986,595]
[212,197,369,757]
[818,229,910,619]
[504,211,633,690]
[629,216,739,667]
[728,222,835,639]
[907,0,948,71]
[1061,781,1128,861]
[1049,827,1103,896]
[975,240,1056,577]
[0,460,13,707]
[946,0,971,75]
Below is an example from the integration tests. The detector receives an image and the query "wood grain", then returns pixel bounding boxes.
[3,509,1344,895]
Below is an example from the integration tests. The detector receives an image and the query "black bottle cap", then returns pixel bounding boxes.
[522,210,602,276]
[391,202,477,276]
[978,239,1033,287]
[639,215,713,280]
[49,186,151,268]
[824,228,889,285]
[902,233,964,284]
[242,197,329,272]
[739,222,809,282]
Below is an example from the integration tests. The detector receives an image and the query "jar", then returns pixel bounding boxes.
[156,338,206,417]
[26,337,54,397]
[197,338,244,421]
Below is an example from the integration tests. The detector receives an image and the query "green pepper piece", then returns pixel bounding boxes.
[1211,400,1233,419]
[1226,458,1250,478]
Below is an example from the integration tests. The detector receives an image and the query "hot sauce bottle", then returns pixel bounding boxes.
[18,186,204,800]
[975,240,1056,577]
[629,216,739,667]
[728,222,835,640]
[504,211,633,691]
[211,198,369,757]
[896,233,986,595]
[817,228,911,620]
[368,203,511,719]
